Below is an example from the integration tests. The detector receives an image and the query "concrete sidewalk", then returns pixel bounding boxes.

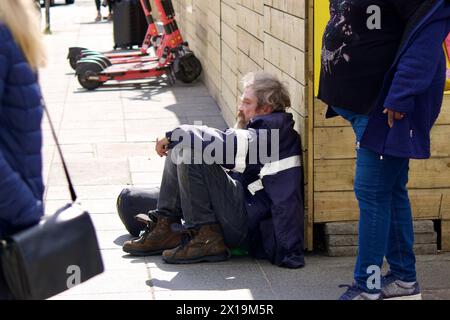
[40,0,450,300]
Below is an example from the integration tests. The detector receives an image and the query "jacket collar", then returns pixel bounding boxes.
[248,112,294,130]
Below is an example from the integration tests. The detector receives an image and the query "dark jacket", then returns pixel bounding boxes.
[167,112,305,268]
[0,23,45,239]
[360,0,450,158]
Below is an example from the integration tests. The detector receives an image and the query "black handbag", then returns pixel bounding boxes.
[0,103,104,300]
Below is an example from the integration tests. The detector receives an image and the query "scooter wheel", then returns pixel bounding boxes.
[174,53,203,83]
[68,47,87,70]
[76,61,104,90]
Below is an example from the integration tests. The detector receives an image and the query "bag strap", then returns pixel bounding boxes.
[42,101,77,202]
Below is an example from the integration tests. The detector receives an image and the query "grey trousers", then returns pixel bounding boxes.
[157,150,248,248]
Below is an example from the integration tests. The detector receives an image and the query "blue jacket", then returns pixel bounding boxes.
[167,112,305,268]
[361,0,450,159]
[0,24,44,238]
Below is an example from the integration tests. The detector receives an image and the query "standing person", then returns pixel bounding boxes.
[95,0,113,22]
[319,0,450,300]
[0,0,47,300]
[122,72,305,269]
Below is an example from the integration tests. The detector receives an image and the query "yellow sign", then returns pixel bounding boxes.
[314,0,330,97]
[445,41,450,91]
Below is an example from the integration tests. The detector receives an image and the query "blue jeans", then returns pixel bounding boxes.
[332,106,417,293]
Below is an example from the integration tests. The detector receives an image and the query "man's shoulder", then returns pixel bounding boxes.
[248,112,295,130]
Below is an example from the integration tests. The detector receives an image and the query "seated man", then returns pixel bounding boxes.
[122,71,305,268]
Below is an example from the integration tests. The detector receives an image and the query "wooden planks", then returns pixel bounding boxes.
[314,189,445,223]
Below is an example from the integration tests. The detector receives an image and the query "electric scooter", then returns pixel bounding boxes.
[67,0,160,70]
[75,0,202,90]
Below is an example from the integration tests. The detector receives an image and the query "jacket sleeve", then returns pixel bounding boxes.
[384,20,448,113]
[0,50,43,237]
[166,124,261,173]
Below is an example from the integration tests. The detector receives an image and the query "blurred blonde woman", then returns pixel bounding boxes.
[0,0,47,300]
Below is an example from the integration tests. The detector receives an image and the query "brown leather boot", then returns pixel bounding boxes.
[162,224,231,264]
[122,216,182,256]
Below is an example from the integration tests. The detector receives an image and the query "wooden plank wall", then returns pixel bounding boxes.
[173,0,307,142]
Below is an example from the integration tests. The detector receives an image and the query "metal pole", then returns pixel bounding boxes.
[44,0,52,34]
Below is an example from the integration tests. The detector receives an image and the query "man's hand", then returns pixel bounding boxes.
[155,136,170,157]
[235,110,247,129]
[383,108,405,128]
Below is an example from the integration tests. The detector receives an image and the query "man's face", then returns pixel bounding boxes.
[238,87,270,123]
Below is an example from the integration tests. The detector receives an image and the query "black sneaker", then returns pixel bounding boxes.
[338,283,381,300]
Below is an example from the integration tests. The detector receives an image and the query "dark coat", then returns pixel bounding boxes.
[0,24,44,239]
[360,0,450,158]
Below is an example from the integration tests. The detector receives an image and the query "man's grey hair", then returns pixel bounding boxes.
[241,71,291,112]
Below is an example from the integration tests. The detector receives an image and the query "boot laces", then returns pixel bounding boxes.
[171,223,198,247]
[137,210,158,238]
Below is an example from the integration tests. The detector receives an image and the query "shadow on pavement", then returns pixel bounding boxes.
[113,234,133,246]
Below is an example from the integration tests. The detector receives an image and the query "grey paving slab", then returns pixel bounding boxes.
[45,199,119,216]
[147,263,276,300]
[123,110,186,121]
[415,256,450,290]
[185,117,228,130]
[60,119,124,130]
[61,104,124,121]
[256,253,450,300]
[45,185,126,200]
[89,213,128,232]
[131,172,163,185]
[50,292,152,300]
[129,183,162,189]
[124,118,185,129]
[128,156,166,172]
[422,289,450,300]
[58,143,95,153]
[50,152,96,164]
[57,128,126,144]
[65,90,123,103]
[50,263,150,296]
[47,159,131,186]
[256,257,353,300]
[99,249,148,271]
[95,142,154,158]
[144,255,258,269]
[96,230,134,250]
[81,198,120,213]
[153,290,261,300]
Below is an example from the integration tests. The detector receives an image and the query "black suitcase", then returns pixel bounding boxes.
[113,0,148,50]
[116,187,160,237]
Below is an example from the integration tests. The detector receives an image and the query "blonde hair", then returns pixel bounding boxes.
[242,71,291,112]
[0,0,46,70]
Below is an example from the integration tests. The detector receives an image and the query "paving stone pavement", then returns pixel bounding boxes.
[41,0,450,300]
